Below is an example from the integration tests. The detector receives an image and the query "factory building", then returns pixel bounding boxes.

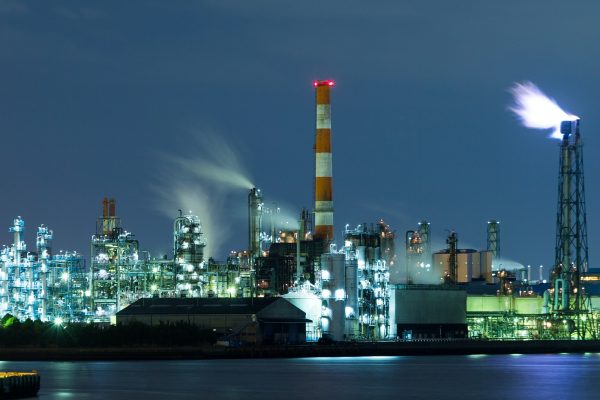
[392,285,467,339]
[173,212,206,297]
[283,289,322,341]
[90,199,149,321]
[255,239,326,296]
[4,79,600,346]
[405,221,431,282]
[343,223,392,340]
[117,297,309,345]
[0,217,87,323]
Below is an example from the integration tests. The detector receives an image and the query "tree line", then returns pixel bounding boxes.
[0,314,217,347]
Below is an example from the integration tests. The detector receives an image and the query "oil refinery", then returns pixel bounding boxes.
[1,80,599,343]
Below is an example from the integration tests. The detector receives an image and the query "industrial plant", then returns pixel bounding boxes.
[2,80,599,344]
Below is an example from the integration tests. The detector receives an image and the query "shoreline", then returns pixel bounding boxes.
[1,340,599,361]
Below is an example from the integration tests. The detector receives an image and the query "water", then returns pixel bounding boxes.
[2,354,599,399]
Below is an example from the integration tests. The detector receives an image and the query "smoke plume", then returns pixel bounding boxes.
[152,132,254,259]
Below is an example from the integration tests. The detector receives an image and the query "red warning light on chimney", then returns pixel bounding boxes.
[314,80,335,87]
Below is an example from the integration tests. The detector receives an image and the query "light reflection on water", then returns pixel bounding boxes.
[2,354,599,399]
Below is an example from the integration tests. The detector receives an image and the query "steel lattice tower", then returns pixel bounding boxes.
[418,221,431,263]
[487,220,500,259]
[552,120,591,336]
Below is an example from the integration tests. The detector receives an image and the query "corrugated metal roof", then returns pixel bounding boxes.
[117,297,284,316]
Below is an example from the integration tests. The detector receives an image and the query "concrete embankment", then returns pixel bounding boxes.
[0,340,599,361]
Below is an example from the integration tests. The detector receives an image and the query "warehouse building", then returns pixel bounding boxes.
[116,297,310,345]
[392,285,467,339]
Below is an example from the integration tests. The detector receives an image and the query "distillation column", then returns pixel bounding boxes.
[314,80,335,245]
[248,188,263,262]
[36,225,52,320]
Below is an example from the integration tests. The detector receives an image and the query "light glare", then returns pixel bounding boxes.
[509,81,578,140]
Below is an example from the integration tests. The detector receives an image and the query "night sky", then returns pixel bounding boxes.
[2,1,599,276]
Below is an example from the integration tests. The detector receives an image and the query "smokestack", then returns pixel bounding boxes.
[102,198,109,219]
[313,80,335,245]
[109,198,116,217]
[101,197,117,236]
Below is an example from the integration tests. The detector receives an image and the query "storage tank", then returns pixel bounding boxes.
[283,290,322,341]
[471,252,482,279]
[345,258,358,317]
[321,253,346,341]
[480,251,493,283]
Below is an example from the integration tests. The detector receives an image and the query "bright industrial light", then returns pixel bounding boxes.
[150,284,158,292]
[509,81,578,140]
[321,289,331,299]
[54,317,63,326]
[321,270,330,280]
[345,307,354,318]
[334,289,345,300]
[61,272,69,282]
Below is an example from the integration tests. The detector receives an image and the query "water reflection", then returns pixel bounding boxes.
[2,354,597,399]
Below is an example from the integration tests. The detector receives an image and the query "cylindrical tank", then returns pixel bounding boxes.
[321,253,346,341]
[329,299,345,341]
[283,291,322,341]
[345,258,358,315]
[330,254,345,291]
[357,246,366,269]
[480,251,493,283]
[344,258,359,339]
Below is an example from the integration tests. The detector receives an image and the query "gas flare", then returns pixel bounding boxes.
[509,81,578,139]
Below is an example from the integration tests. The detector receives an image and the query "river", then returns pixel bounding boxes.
[2,354,599,399]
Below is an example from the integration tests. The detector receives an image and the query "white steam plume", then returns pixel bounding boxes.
[152,132,254,259]
[168,134,254,191]
[263,201,301,232]
[509,81,578,140]
[492,258,525,271]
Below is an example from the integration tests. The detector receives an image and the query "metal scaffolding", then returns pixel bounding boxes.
[91,198,145,321]
[550,119,592,338]
[173,212,206,297]
[344,224,392,340]
[487,220,500,259]
[0,217,87,322]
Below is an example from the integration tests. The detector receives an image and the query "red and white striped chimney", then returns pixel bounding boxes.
[313,80,335,244]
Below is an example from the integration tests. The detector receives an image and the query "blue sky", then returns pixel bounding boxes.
[1,1,599,274]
